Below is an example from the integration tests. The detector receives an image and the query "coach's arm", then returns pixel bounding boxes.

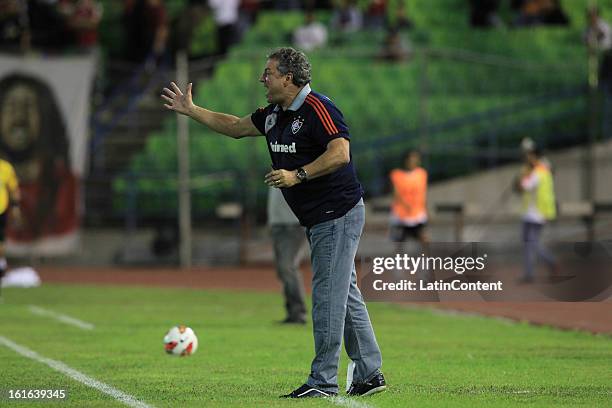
[161,82,260,139]
[265,138,350,188]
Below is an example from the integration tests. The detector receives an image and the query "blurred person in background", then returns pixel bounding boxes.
[274,0,301,10]
[208,0,239,57]
[330,0,362,34]
[512,0,568,27]
[392,1,413,31]
[58,0,103,52]
[267,187,307,325]
[389,150,428,252]
[237,0,261,36]
[515,146,558,283]
[468,0,502,28]
[27,0,72,51]
[123,0,168,65]
[543,0,569,25]
[293,9,327,51]
[364,0,386,30]
[378,26,411,62]
[0,0,30,53]
[521,137,551,170]
[174,0,217,61]
[585,5,612,93]
[0,158,22,299]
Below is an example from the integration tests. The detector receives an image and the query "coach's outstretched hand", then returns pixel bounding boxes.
[161,82,194,116]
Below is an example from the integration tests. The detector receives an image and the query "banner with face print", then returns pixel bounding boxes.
[0,54,96,255]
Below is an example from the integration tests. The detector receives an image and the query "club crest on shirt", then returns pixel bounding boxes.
[291,117,304,134]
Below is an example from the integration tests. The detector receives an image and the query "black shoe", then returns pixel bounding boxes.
[281,384,337,398]
[347,373,387,396]
[277,317,306,325]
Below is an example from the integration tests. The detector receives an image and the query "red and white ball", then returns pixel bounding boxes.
[163,325,198,356]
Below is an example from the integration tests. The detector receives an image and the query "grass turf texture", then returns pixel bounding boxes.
[0,284,610,407]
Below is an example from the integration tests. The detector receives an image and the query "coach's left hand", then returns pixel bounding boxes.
[265,169,299,188]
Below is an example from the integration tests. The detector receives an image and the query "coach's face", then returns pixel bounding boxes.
[260,59,292,105]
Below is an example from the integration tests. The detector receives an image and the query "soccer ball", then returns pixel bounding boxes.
[163,325,198,356]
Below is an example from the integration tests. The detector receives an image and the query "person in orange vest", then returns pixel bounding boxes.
[389,150,429,250]
[516,147,558,283]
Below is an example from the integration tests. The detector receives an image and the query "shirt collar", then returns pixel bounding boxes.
[273,83,311,113]
[287,83,311,111]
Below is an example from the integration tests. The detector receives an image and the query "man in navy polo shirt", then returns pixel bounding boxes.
[162,47,385,398]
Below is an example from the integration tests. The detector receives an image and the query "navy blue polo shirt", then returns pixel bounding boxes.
[251,84,363,228]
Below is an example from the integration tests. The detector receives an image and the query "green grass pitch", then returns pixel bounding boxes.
[0,284,610,407]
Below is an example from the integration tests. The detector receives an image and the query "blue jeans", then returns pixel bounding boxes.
[305,199,382,393]
[523,221,556,279]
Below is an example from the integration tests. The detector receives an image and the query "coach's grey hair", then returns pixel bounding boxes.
[268,47,311,87]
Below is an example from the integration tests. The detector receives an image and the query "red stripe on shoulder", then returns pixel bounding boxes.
[306,95,339,134]
[305,98,334,135]
[305,95,334,133]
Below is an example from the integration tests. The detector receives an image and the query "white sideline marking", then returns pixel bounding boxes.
[28,305,95,330]
[0,335,154,408]
[331,396,375,408]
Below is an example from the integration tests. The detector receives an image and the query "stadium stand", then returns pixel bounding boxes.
[109,0,610,219]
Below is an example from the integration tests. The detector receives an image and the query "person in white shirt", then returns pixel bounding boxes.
[208,0,239,56]
[586,6,612,51]
[293,11,327,52]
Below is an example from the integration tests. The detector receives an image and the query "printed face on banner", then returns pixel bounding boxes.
[1,85,40,153]
[0,74,77,247]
